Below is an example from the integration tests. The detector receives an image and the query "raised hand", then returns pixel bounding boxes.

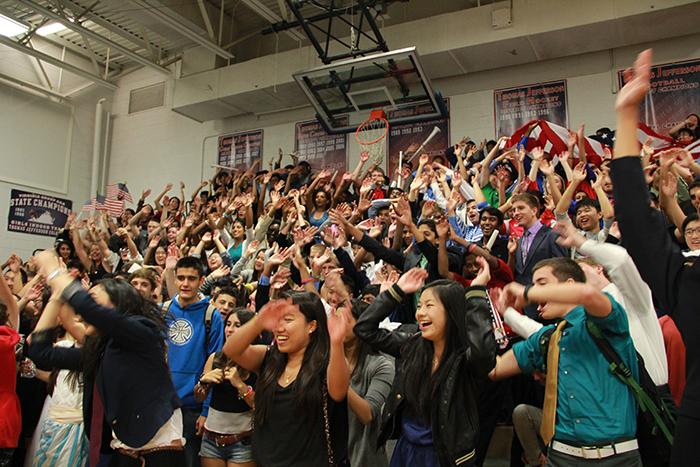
[202,232,213,243]
[659,167,678,199]
[471,256,491,286]
[539,158,554,176]
[591,168,605,190]
[142,188,152,199]
[572,162,587,183]
[396,267,428,294]
[436,216,450,239]
[149,234,162,249]
[616,49,652,110]
[394,198,413,225]
[269,246,294,266]
[327,306,349,345]
[507,235,518,255]
[502,282,527,309]
[164,183,173,192]
[531,147,545,161]
[554,221,586,249]
[360,151,370,163]
[257,299,292,331]
[419,153,429,166]
[270,267,291,290]
[245,240,260,257]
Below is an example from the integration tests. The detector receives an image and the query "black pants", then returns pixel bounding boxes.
[670,414,700,467]
[182,406,202,467]
[109,449,185,467]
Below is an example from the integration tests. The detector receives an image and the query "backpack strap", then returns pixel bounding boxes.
[204,303,215,352]
[585,320,674,445]
[161,300,173,317]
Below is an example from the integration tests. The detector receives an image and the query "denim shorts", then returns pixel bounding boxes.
[199,435,253,463]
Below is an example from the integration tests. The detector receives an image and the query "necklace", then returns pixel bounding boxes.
[283,367,297,385]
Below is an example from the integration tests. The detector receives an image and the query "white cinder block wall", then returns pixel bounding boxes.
[0,85,112,261]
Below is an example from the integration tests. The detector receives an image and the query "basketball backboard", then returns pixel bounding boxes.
[293,47,448,134]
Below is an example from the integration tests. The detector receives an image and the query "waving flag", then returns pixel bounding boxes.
[507,119,605,165]
[685,139,700,158]
[637,123,675,151]
[106,182,133,203]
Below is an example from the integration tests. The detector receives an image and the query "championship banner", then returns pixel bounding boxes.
[8,189,72,237]
[217,129,264,169]
[618,58,700,134]
[387,99,450,178]
[494,80,568,138]
[294,118,348,172]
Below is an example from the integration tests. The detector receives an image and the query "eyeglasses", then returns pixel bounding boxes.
[684,227,700,237]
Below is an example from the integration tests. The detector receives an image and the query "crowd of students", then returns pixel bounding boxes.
[0,48,698,467]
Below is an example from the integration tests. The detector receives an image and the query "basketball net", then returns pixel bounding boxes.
[356,110,389,169]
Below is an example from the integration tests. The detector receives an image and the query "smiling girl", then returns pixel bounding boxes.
[222,292,350,466]
[353,267,496,467]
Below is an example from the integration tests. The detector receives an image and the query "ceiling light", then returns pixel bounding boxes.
[37,21,67,36]
[0,14,28,37]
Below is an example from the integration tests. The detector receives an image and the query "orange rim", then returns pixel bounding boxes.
[355,111,389,145]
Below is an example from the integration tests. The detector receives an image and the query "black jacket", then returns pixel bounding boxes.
[611,157,700,419]
[27,282,180,448]
[354,285,497,467]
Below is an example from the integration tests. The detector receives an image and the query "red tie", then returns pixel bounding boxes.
[89,383,105,467]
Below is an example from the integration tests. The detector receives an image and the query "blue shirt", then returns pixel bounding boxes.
[165,295,224,410]
[513,294,638,444]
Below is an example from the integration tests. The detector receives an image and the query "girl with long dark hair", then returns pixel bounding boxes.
[353,266,496,467]
[223,292,350,467]
[27,251,184,467]
[195,309,256,467]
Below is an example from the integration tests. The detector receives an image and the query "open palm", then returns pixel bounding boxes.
[616,49,652,110]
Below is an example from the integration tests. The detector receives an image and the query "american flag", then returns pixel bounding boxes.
[685,139,700,158]
[106,182,133,203]
[81,198,95,213]
[94,195,108,212]
[104,197,125,217]
[507,119,606,166]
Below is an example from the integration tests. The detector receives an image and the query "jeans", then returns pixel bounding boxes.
[181,407,202,467]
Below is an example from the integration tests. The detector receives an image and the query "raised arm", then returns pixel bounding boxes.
[0,272,19,330]
[610,49,685,313]
[154,183,173,212]
[354,268,427,357]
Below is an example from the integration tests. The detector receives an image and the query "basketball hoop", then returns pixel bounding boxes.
[355,109,389,168]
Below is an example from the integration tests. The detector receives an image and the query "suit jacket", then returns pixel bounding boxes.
[514,225,569,318]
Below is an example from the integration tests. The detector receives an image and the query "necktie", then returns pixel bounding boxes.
[89,383,105,467]
[540,320,567,446]
[521,230,531,264]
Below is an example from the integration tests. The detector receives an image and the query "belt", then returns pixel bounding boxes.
[117,441,184,467]
[551,439,638,460]
[203,428,252,447]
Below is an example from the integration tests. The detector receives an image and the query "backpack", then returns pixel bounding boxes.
[585,320,675,467]
[537,320,676,466]
[162,300,216,351]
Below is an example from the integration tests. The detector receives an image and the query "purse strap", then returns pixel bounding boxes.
[321,382,335,467]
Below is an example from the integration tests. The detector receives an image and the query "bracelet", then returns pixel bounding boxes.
[238,385,254,400]
[46,268,63,282]
[300,277,317,285]
[523,284,534,304]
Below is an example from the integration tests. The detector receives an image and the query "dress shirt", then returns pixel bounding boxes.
[513,295,638,445]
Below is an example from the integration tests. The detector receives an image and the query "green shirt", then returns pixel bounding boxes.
[482,182,511,207]
[512,294,639,444]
